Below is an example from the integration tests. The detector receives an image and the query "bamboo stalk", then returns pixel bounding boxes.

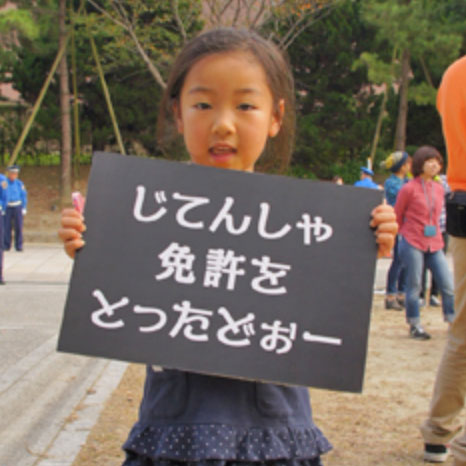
[7,36,69,166]
[89,34,126,155]
[70,1,81,175]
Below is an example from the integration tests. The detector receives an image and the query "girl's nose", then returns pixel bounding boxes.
[212,109,235,137]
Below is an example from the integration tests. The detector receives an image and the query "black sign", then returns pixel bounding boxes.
[58,152,383,392]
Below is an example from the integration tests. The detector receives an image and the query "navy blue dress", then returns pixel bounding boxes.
[122,367,331,466]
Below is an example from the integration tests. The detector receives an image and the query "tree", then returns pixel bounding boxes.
[75,0,203,155]
[0,3,39,71]
[353,48,399,167]
[84,0,203,90]
[84,0,338,94]
[63,0,336,159]
[203,0,340,50]
[59,0,72,204]
[0,3,39,162]
[361,0,463,151]
[288,0,380,180]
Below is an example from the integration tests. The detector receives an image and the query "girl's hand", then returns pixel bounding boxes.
[58,208,86,259]
[370,202,398,258]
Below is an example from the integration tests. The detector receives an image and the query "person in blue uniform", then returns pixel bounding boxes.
[0,173,6,284]
[354,167,381,190]
[4,165,27,252]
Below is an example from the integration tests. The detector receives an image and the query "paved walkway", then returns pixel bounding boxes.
[0,244,127,466]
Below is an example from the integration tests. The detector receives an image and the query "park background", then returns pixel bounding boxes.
[1,0,465,199]
[0,1,465,465]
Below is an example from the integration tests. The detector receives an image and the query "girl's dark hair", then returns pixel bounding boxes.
[411,145,443,177]
[157,27,296,173]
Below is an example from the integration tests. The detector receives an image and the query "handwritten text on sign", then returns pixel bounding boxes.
[58,152,382,392]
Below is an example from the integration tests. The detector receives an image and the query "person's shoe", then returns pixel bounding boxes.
[419,298,426,307]
[385,298,403,310]
[424,443,449,462]
[397,295,405,307]
[430,295,441,307]
[410,325,431,340]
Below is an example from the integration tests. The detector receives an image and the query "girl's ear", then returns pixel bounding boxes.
[268,98,285,138]
[173,101,184,134]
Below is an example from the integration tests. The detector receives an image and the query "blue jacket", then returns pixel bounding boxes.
[384,174,407,206]
[354,178,380,190]
[0,174,7,213]
[6,178,27,210]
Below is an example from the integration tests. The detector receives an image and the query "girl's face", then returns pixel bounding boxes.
[422,157,441,179]
[175,51,283,172]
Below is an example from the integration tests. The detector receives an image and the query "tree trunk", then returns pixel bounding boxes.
[369,86,388,168]
[59,0,72,206]
[394,48,410,151]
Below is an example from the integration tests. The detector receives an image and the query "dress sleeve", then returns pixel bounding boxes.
[21,181,27,210]
[384,178,398,206]
[394,183,410,228]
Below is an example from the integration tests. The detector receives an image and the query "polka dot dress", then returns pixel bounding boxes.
[123,457,323,466]
[122,369,331,466]
[124,424,329,461]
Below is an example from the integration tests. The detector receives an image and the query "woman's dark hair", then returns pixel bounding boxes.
[411,145,443,177]
[157,27,296,172]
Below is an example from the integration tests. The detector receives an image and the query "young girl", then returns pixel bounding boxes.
[395,146,455,340]
[59,28,397,466]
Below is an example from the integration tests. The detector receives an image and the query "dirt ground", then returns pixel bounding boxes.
[16,165,461,466]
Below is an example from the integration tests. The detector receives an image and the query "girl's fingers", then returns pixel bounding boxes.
[376,231,396,245]
[63,238,85,259]
[61,207,82,219]
[376,232,395,258]
[59,206,87,259]
[375,221,398,234]
[370,212,397,228]
[58,227,82,242]
[371,205,396,216]
[58,226,86,259]
[370,202,398,258]
[60,209,86,232]
[61,216,86,232]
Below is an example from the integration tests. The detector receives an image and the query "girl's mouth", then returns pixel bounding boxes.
[209,145,237,160]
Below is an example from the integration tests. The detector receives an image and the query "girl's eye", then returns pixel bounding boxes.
[238,103,255,111]
[194,102,211,110]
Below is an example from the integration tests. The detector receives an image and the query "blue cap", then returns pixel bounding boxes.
[360,166,374,176]
[7,164,20,172]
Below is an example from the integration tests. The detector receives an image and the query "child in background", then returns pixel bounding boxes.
[380,150,412,310]
[59,28,397,466]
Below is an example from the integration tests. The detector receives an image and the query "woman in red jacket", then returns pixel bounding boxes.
[395,146,455,340]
